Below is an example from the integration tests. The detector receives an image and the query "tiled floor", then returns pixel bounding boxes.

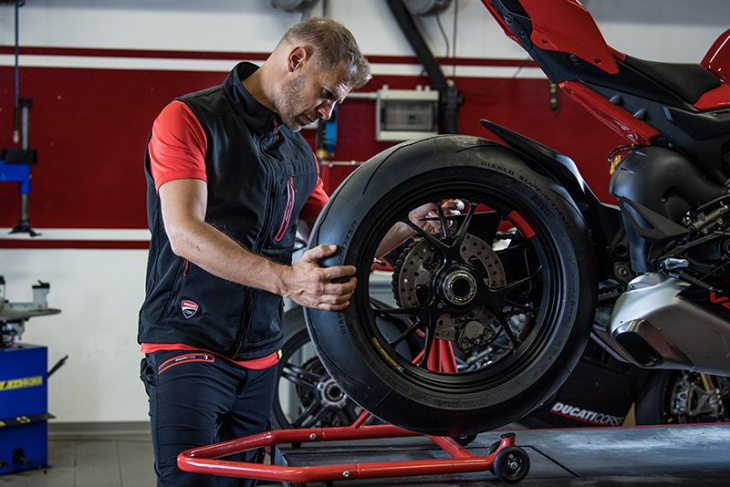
[0,435,156,487]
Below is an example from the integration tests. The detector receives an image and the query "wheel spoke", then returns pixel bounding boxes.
[374,304,429,317]
[418,326,436,367]
[334,409,351,426]
[281,364,324,390]
[302,403,331,428]
[495,308,521,347]
[387,317,424,347]
[291,400,321,428]
[490,266,542,294]
[453,202,477,248]
[435,204,451,239]
[405,219,449,252]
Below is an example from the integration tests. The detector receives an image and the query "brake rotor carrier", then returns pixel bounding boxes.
[392,233,507,352]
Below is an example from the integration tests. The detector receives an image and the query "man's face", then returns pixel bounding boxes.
[276,61,352,132]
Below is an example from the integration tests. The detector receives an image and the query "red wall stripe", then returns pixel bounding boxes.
[0,49,620,250]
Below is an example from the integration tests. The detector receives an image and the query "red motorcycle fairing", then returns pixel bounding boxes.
[559,81,660,146]
[697,28,730,110]
[486,0,730,183]
[694,82,730,111]
[702,28,730,82]
[520,0,619,74]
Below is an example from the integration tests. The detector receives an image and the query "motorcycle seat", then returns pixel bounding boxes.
[621,55,721,105]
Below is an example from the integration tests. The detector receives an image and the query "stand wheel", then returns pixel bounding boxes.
[487,440,501,456]
[493,446,530,483]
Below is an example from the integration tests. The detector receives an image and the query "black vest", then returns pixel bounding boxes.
[138,62,318,360]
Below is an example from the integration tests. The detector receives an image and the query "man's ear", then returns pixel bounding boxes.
[287,46,309,73]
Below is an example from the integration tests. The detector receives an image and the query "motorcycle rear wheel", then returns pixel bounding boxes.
[306,135,596,436]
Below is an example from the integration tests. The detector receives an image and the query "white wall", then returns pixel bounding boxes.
[1,0,728,61]
[1,0,728,424]
[3,249,149,423]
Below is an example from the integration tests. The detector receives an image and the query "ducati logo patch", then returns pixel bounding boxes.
[181,300,199,319]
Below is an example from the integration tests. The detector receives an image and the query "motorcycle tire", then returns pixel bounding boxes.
[306,135,596,436]
[635,370,730,424]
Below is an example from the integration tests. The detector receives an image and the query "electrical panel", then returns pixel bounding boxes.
[376,86,439,142]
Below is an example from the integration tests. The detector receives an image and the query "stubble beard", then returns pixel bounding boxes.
[277,74,308,132]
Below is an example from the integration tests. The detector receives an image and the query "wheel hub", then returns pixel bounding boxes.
[318,378,348,408]
[441,268,478,305]
[392,233,507,352]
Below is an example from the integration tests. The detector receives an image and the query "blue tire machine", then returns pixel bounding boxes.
[0,278,61,474]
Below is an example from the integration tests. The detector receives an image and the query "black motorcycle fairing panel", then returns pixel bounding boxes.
[491,0,534,52]
[610,146,725,221]
[520,340,650,428]
[609,146,727,272]
[663,105,730,141]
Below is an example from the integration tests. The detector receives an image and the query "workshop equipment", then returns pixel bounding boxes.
[1,99,38,236]
[1,0,39,236]
[0,277,60,475]
[178,340,530,483]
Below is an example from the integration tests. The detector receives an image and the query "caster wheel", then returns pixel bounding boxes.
[487,440,501,456]
[493,446,530,483]
[487,441,501,474]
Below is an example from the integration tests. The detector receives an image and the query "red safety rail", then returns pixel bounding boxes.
[177,417,518,483]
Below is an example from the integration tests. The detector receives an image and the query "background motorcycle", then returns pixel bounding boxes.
[302,0,730,436]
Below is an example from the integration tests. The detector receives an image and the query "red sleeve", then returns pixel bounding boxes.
[299,154,329,220]
[148,100,208,192]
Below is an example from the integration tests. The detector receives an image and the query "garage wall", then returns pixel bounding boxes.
[0,0,727,424]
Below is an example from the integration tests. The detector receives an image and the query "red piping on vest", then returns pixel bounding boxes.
[274,177,296,242]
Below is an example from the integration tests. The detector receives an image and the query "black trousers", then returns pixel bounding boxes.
[141,350,277,487]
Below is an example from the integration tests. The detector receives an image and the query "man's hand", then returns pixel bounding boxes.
[282,244,357,311]
[408,199,464,236]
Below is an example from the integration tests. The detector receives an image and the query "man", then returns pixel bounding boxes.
[138,18,370,486]
[138,16,450,486]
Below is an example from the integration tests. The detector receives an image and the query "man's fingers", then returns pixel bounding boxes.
[442,199,465,211]
[322,277,357,295]
[317,301,351,311]
[322,265,357,280]
[303,244,338,262]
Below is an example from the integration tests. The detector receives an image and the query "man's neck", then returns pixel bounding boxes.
[242,68,276,113]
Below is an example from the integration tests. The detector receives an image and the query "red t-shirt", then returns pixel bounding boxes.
[143,100,329,368]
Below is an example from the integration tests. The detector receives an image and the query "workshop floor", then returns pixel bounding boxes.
[0,434,156,487]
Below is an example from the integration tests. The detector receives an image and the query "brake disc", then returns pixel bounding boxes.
[392,233,507,351]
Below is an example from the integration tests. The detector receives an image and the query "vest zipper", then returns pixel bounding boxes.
[234,134,277,358]
[274,176,296,243]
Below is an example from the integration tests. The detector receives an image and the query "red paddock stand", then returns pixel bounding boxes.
[177,412,530,484]
[178,340,530,483]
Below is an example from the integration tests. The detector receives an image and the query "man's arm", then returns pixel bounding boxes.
[160,178,356,311]
[375,200,464,257]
